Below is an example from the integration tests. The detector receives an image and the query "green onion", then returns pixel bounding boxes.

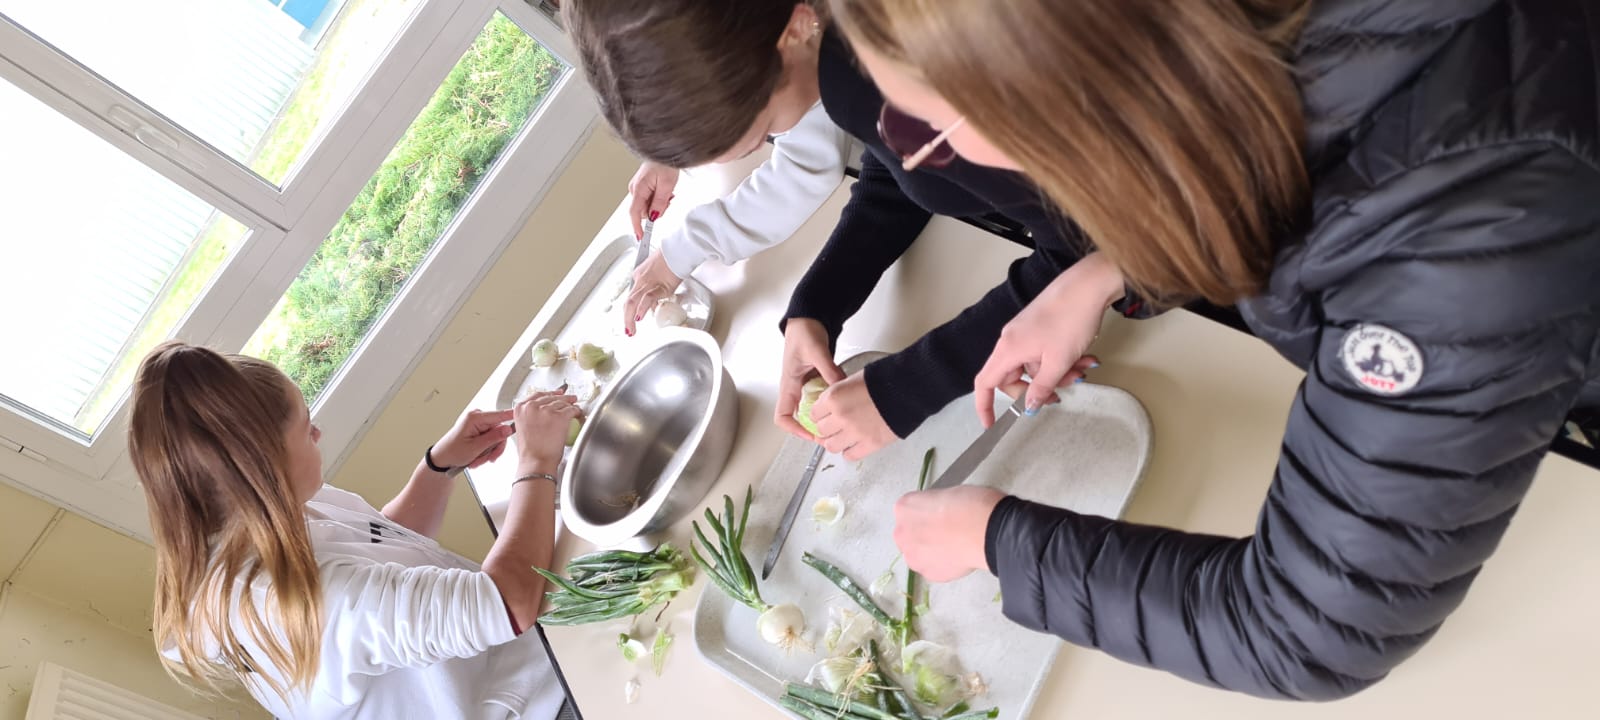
[869,640,923,720]
[780,695,877,720]
[902,448,936,644]
[942,710,998,720]
[803,552,909,643]
[785,683,901,720]
[693,487,809,651]
[690,489,767,612]
[534,544,693,626]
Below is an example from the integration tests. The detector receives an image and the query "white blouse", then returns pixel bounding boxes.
[658,100,854,278]
[220,485,565,720]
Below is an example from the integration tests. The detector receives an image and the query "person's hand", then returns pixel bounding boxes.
[974,252,1126,427]
[628,161,679,239]
[622,249,684,336]
[774,318,847,441]
[431,408,516,470]
[812,371,897,461]
[512,389,581,476]
[893,485,1007,582]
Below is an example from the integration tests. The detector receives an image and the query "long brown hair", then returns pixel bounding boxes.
[564,0,820,167]
[835,0,1310,306]
[128,342,322,699]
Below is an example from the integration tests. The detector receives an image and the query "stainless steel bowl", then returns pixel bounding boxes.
[560,328,738,546]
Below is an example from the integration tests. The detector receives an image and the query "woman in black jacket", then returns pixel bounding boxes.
[562,0,1106,460]
[838,0,1600,700]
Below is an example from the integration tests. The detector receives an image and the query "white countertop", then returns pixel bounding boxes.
[466,159,1600,719]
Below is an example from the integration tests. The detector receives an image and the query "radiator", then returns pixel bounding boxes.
[24,662,208,720]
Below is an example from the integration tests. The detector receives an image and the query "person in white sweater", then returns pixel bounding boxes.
[592,12,851,334]
[618,94,853,335]
[127,342,573,720]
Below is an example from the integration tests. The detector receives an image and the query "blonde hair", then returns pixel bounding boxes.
[128,341,322,700]
[834,0,1310,306]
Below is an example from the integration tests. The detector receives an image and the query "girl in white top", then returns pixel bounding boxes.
[592,3,853,334]
[127,342,576,720]
[621,104,853,334]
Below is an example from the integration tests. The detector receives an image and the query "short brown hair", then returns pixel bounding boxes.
[563,0,809,167]
[835,0,1311,306]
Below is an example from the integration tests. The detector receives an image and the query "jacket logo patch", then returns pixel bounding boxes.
[1339,324,1423,396]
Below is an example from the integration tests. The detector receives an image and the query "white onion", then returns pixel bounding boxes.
[756,603,808,652]
[807,656,862,695]
[653,298,688,328]
[574,342,612,371]
[617,634,646,663]
[811,495,845,526]
[530,338,560,368]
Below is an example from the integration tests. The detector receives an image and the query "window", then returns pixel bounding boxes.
[0,0,593,539]
[246,14,565,401]
[0,76,255,438]
[0,0,427,187]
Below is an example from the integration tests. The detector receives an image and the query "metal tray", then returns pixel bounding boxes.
[693,355,1153,718]
[496,234,714,411]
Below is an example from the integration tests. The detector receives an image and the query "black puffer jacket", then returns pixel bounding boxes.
[988,0,1600,700]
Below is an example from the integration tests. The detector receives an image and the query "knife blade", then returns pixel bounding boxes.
[634,218,655,270]
[761,443,826,580]
[927,394,1030,490]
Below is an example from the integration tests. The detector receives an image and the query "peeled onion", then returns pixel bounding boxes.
[811,495,845,526]
[795,377,828,436]
[653,298,688,328]
[756,603,808,653]
[574,342,612,371]
[530,339,560,368]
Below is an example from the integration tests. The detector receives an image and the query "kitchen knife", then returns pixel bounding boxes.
[760,443,826,580]
[927,394,1030,490]
[634,217,654,270]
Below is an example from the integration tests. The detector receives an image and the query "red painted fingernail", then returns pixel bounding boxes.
[625,328,633,337]
[649,211,660,221]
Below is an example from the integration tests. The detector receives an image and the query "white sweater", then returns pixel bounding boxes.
[658,101,854,278]
[218,486,565,720]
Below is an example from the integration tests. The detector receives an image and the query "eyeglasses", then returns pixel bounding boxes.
[878,102,965,172]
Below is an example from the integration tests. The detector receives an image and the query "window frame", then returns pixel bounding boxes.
[0,0,597,540]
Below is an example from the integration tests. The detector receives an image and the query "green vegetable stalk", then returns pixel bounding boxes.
[692,487,808,650]
[535,544,693,626]
[690,488,766,612]
[869,640,921,720]
[803,552,912,646]
[903,448,936,642]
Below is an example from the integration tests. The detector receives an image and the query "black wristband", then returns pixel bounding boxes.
[423,445,451,474]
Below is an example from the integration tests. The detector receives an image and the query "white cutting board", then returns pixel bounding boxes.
[693,380,1153,718]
